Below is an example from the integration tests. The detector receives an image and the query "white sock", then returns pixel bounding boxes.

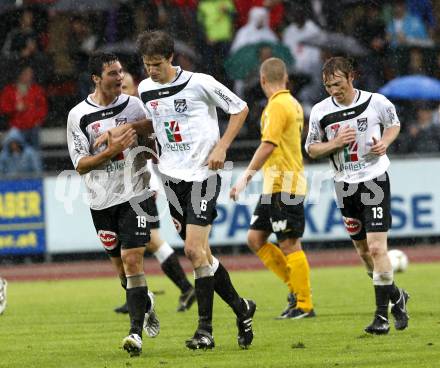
[372,271,394,286]
[153,242,174,264]
[211,256,220,273]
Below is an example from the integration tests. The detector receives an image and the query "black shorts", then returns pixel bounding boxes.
[145,195,160,230]
[250,192,305,241]
[335,172,392,241]
[90,198,152,257]
[162,174,221,240]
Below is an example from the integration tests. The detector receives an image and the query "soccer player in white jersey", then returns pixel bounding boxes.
[66,53,159,356]
[136,30,256,350]
[305,57,409,335]
[113,71,196,315]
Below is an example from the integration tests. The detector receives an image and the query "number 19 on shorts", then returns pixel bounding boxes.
[137,216,147,228]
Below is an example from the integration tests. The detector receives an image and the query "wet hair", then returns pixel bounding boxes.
[88,52,119,79]
[322,56,354,82]
[260,57,287,83]
[136,30,174,59]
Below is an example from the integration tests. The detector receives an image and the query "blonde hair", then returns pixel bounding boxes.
[260,57,287,83]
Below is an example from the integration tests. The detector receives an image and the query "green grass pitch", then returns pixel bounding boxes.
[0,263,439,368]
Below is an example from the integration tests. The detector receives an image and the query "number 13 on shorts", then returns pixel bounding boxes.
[372,207,383,219]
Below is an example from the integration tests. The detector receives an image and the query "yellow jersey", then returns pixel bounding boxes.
[260,90,306,195]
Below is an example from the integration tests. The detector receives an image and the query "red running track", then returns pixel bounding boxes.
[0,245,439,282]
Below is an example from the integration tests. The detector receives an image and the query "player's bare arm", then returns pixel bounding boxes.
[76,128,136,175]
[308,126,356,159]
[208,105,249,170]
[369,125,400,156]
[230,141,275,201]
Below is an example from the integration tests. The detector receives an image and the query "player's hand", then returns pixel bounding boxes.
[335,126,356,148]
[94,131,109,149]
[207,146,226,170]
[94,124,131,149]
[107,128,136,156]
[229,176,248,201]
[369,136,387,156]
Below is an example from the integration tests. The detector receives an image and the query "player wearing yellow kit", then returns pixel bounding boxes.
[230,57,314,319]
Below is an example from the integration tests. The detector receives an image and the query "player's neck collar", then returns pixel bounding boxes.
[331,89,360,108]
[159,66,181,85]
[269,89,289,101]
[171,66,183,83]
[87,93,120,107]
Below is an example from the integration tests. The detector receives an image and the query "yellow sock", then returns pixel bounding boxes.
[286,250,313,311]
[256,243,291,290]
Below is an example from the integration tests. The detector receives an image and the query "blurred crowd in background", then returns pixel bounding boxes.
[0,0,440,175]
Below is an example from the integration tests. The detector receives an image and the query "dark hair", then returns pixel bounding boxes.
[88,52,119,78]
[136,30,174,59]
[322,56,354,81]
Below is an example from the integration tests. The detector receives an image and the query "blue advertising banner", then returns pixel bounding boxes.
[0,178,46,255]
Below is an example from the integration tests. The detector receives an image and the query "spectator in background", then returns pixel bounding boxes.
[282,3,322,109]
[386,0,432,48]
[282,4,321,77]
[1,7,51,86]
[354,2,388,91]
[1,7,39,58]
[0,64,47,148]
[230,7,278,53]
[407,47,426,74]
[197,0,236,84]
[104,2,136,44]
[234,0,285,31]
[0,128,42,176]
[400,104,440,153]
[156,1,198,44]
[406,0,436,38]
[68,15,98,100]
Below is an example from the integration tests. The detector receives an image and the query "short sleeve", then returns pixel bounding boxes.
[200,74,247,114]
[66,111,90,169]
[131,96,149,121]
[305,105,324,153]
[376,94,400,129]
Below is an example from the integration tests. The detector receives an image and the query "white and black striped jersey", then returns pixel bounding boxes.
[138,66,247,182]
[67,94,150,210]
[305,90,400,183]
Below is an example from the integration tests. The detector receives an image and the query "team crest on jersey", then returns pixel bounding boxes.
[91,122,101,135]
[150,101,159,110]
[115,117,127,126]
[357,118,367,132]
[174,99,187,113]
